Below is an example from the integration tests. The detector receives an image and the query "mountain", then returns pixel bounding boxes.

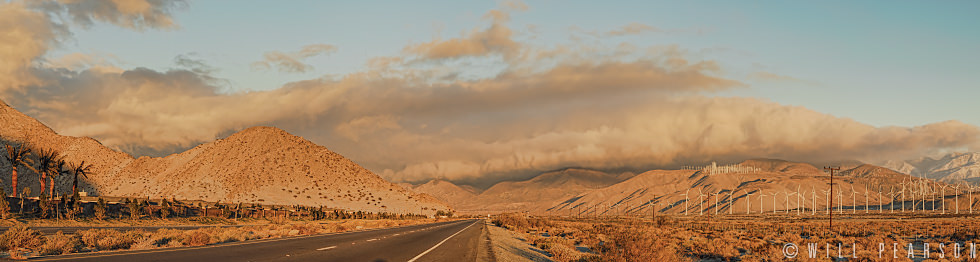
[404,180,479,208]
[549,159,966,216]
[0,100,449,215]
[882,152,980,185]
[455,168,636,214]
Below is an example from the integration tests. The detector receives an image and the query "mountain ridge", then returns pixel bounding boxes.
[0,99,450,215]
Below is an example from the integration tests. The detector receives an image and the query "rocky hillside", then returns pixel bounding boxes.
[883,152,980,185]
[0,100,449,215]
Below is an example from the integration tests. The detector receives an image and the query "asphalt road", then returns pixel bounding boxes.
[29,219,486,262]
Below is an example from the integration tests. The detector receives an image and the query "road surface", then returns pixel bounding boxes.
[28,219,487,262]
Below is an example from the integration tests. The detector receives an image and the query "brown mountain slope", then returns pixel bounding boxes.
[552,161,957,216]
[409,180,479,208]
[457,168,635,214]
[740,159,821,174]
[0,100,132,196]
[0,100,449,215]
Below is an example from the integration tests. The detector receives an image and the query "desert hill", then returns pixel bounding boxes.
[0,100,449,215]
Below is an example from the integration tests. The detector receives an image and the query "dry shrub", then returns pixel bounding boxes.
[79,229,145,251]
[289,223,321,235]
[326,223,347,232]
[213,227,260,243]
[268,216,287,225]
[40,232,83,255]
[0,225,45,252]
[183,230,211,246]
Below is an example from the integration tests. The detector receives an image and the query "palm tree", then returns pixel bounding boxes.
[53,159,68,197]
[4,144,32,198]
[33,149,62,197]
[70,161,93,197]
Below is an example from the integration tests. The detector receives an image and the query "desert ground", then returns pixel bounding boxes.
[491,211,980,262]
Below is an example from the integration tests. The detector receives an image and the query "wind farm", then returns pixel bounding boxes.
[0,0,978,261]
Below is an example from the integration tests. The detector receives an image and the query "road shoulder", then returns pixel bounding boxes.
[485,220,554,262]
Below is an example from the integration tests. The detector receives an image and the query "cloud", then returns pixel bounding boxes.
[747,71,799,82]
[606,22,661,36]
[29,0,186,30]
[0,0,977,188]
[403,7,521,61]
[251,44,337,73]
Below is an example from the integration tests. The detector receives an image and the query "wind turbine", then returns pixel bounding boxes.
[954,183,960,214]
[850,185,858,214]
[969,184,977,214]
[811,185,817,215]
[879,186,886,213]
[729,190,735,215]
[939,184,949,214]
[837,185,844,214]
[759,191,765,214]
[786,191,798,214]
[901,179,907,212]
[745,190,753,214]
[797,185,803,215]
[713,192,720,215]
[698,188,704,216]
[889,186,898,213]
[772,191,779,214]
[864,185,869,214]
[823,188,831,215]
[683,188,691,216]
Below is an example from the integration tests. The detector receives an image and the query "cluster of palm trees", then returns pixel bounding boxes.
[3,143,93,199]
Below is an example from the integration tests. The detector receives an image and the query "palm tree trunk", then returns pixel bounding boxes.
[40,172,46,197]
[11,167,17,198]
[49,177,54,197]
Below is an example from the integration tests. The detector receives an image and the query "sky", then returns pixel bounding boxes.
[2,0,979,186]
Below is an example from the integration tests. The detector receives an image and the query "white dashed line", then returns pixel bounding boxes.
[407,221,477,262]
[366,238,378,242]
[316,246,337,251]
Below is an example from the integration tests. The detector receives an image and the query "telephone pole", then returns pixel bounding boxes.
[824,166,840,235]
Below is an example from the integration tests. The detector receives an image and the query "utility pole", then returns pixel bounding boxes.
[824,166,840,234]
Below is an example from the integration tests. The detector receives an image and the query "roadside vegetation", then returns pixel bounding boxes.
[491,213,980,262]
[0,218,443,259]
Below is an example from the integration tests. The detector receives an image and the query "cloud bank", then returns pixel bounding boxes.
[0,0,977,186]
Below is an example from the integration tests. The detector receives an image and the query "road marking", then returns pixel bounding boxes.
[407,221,477,262]
[316,246,337,251]
[366,238,378,242]
[393,233,400,236]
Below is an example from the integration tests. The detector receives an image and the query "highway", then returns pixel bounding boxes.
[28,219,486,262]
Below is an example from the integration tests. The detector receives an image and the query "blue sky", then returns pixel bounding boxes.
[9,0,977,183]
[49,1,980,128]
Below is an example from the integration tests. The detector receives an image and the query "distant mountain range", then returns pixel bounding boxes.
[882,152,980,185]
[0,99,449,215]
[406,159,973,215]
